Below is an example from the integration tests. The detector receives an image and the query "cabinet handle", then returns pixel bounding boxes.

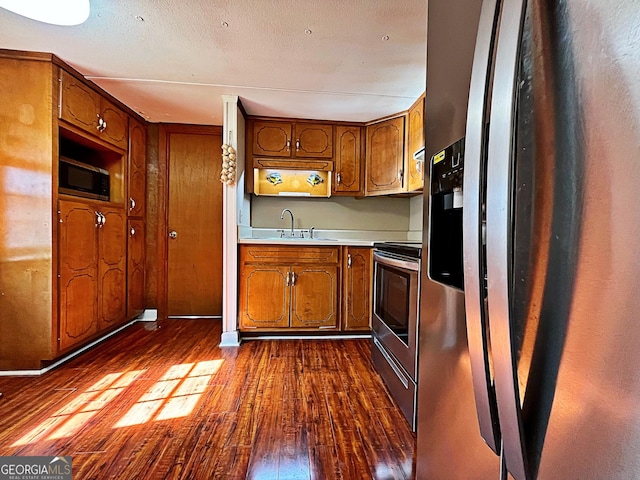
[286,139,291,152]
[100,212,106,226]
[291,272,296,286]
[336,172,342,185]
[295,139,300,152]
[95,211,101,228]
[416,159,422,173]
[286,271,291,287]
[398,169,404,181]
[168,230,178,239]
[96,115,103,131]
[130,226,136,236]
[102,119,107,131]
[347,254,352,268]
[130,197,136,212]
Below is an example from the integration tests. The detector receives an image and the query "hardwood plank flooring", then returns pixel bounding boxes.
[0,320,415,479]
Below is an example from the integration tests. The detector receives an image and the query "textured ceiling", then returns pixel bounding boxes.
[0,0,426,124]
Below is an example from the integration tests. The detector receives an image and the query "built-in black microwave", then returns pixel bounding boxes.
[59,157,110,201]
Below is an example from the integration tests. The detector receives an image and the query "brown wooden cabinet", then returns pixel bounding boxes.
[333,125,364,195]
[127,118,147,216]
[58,200,126,350]
[407,93,426,192]
[59,69,128,150]
[239,245,339,331]
[342,247,372,331]
[127,219,145,318]
[365,115,407,195]
[252,119,333,159]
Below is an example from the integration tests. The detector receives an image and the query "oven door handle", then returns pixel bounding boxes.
[462,0,503,457]
[373,251,420,272]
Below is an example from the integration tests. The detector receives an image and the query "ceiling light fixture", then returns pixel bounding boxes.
[0,0,90,26]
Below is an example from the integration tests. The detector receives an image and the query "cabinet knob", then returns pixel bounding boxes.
[286,139,291,152]
[130,197,136,212]
[168,230,178,239]
[336,172,342,185]
[130,227,136,236]
[295,139,300,152]
[290,272,296,286]
[347,254,352,268]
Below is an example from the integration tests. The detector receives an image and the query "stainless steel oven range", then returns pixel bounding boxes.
[371,241,421,431]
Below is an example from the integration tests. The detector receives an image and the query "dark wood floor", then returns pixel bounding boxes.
[0,320,415,479]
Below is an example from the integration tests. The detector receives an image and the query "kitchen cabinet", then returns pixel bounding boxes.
[58,199,127,351]
[333,125,364,196]
[59,69,129,150]
[407,93,426,192]
[239,245,339,331]
[342,247,372,331]
[127,219,145,318]
[252,119,333,159]
[0,50,145,370]
[127,118,147,217]
[365,115,407,195]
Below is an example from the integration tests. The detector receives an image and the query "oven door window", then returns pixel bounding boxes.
[374,263,411,346]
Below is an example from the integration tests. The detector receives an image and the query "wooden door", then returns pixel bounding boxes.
[59,69,100,135]
[127,219,145,318]
[366,116,406,195]
[343,247,372,331]
[252,120,292,157]
[58,200,99,351]
[407,94,425,191]
[98,206,127,329]
[290,265,338,329]
[293,123,333,158]
[99,99,128,150]
[333,125,363,195]
[239,265,291,329]
[163,125,223,317]
[128,118,147,216]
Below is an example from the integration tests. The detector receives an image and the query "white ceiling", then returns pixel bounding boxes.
[0,0,426,125]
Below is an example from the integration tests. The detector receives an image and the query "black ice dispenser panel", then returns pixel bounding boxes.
[428,137,464,290]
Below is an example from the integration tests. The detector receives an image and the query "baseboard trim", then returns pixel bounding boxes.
[0,318,139,376]
[138,309,158,322]
[219,330,241,347]
[242,334,372,341]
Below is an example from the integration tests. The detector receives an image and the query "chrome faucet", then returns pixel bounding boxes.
[280,208,294,236]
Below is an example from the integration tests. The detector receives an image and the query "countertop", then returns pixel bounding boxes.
[237,227,422,247]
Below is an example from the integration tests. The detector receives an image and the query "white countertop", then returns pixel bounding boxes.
[238,227,422,247]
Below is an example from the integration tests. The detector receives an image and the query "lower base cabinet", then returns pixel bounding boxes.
[58,199,126,351]
[342,247,373,331]
[239,245,339,331]
[239,244,373,333]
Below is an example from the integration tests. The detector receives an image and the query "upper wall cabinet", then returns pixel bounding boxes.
[333,125,364,196]
[365,115,407,195]
[252,120,333,159]
[407,93,425,192]
[59,69,128,150]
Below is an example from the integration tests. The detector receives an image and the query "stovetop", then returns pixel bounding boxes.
[373,241,423,259]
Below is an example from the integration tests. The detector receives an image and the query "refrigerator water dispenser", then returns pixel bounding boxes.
[428,137,465,290]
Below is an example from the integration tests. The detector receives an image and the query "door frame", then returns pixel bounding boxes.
[157,123,223,320]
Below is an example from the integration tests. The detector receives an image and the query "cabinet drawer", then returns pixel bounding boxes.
[240,245,340,265]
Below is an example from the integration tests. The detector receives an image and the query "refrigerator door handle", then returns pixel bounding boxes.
[462,0,502,456]
[485,0,528,479]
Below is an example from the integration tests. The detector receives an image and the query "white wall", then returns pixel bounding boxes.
[251,195,413,231]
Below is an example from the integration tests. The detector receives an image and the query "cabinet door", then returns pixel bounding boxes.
[333,125,363,195]
[407,94,425,191]
[343,247,372,331]
[58,200,99,351]
[100,99,129,150]
[127,219,145,318]
[293,123,333,158]
[239,265,291,329]
[290,265,338,329]
[98,206,127,329]
[366,116,406,195]
[252,121,292,157]
[128,118,147,216]
[59,69,101,135]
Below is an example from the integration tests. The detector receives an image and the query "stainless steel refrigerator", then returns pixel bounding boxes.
[417,0,640,478]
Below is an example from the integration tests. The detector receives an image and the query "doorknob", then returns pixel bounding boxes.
[168,230,177,239]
